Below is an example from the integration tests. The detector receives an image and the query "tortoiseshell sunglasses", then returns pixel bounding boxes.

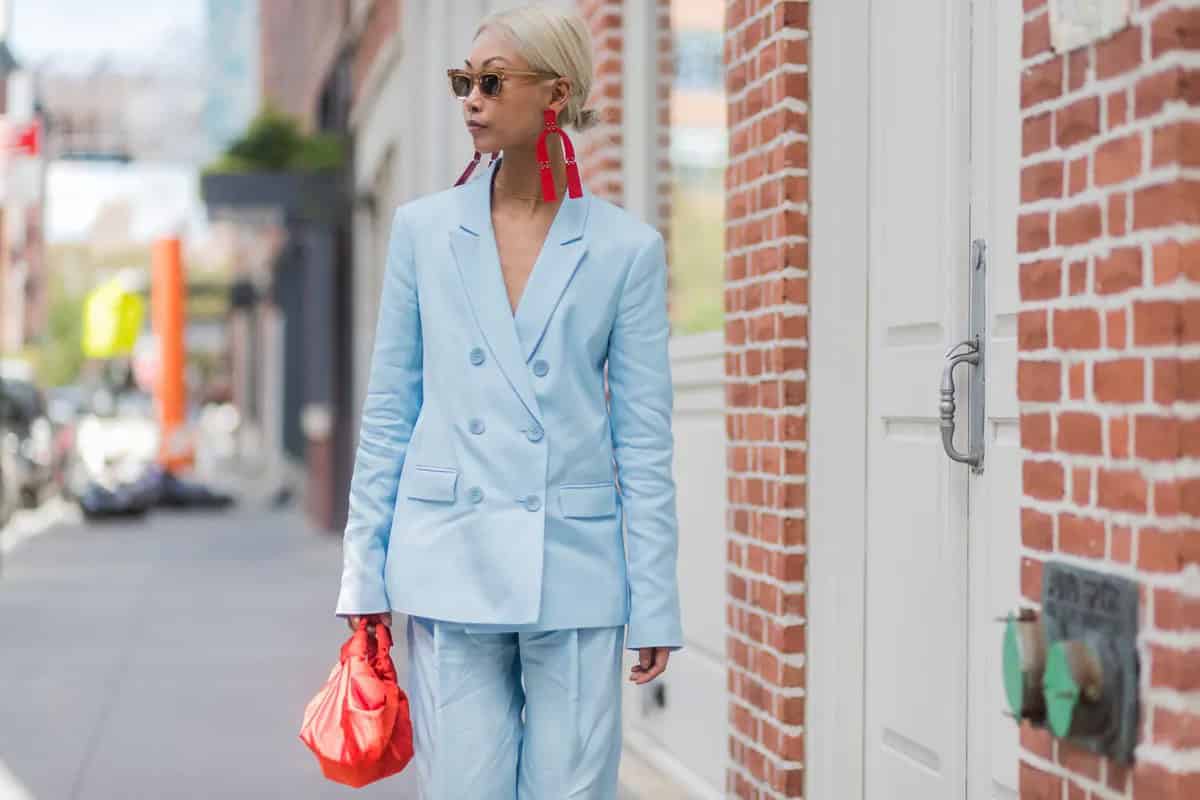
[446,67,559,99]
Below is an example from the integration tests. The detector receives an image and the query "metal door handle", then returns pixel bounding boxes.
[940,338,982,469]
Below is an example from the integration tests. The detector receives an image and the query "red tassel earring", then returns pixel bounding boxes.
[535,109,583,203]
[453,151,500,186]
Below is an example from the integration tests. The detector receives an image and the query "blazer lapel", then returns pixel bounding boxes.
[512,189,591,363]
[449,160,542,423]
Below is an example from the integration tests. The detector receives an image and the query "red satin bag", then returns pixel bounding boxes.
[298,618,415,787]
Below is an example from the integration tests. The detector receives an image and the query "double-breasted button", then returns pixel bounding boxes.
[468,486,484,504]
[525,423,544,443]
[532,359,549,377]
[469,347,486,365]
[523,494,541,512]
[469,418,486,435]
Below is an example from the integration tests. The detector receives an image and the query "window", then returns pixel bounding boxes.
[668,1,725,336]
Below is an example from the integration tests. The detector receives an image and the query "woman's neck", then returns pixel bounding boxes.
[492,141,568,216]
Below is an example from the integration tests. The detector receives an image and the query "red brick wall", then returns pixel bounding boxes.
[1018,2,1200,797]
[259,0,348,128]
[575,0,623,203]
[723,1,809,797]
[352,0,399,107]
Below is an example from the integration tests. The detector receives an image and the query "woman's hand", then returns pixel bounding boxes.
[346,612,392,634]
[628,647,670,684]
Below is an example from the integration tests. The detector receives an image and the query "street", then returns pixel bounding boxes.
[0,502,418,799]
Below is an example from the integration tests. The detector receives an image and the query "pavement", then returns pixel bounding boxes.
[0,496,418,800]
[0,477,657,800]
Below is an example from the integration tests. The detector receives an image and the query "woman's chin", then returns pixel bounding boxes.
[468,130,498,151]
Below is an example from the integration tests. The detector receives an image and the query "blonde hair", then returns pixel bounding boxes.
[476,3,600,131]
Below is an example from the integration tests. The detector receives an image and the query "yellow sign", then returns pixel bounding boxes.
[82,280,145,358]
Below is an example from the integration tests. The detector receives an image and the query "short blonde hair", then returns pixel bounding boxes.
[476,3,600,131]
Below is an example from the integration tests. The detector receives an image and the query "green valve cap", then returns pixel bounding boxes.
[1002,612,1045,720]
[1043,640,1104,738]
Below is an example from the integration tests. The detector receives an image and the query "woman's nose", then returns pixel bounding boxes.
[465,86,484,111]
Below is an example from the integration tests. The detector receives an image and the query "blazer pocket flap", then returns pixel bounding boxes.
[406,465,458,502]
[559,482,617,518]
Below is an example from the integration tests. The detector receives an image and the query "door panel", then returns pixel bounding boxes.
[864,1,972,798]
[968,2,1022,797]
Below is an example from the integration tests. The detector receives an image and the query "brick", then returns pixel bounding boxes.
[1024,460,1065,501]
[1097,468,1148,512]
[1183,418,1200,457]
[1019,258,1061,299]
[1055,203,1102,246]
[1019,360,1062,402]
[1185,299,1200,344]
[1094,359,1144,403]
[1155,479,1181,517]
[1067,49,1089,93]
[1136,67,1200,120]
[1021,507,1053,551]
[1019,213,1052,253]
[1059,513,1105,557]
[1133,761,1200,799]
[1133,300,1181,346]
[1023,13,1052,58]
[1112,525,1132,563]
[1097,25,1143,80]
[1095,132,1142,186]
[1154,707,1200,752]
[1107,89,1129,130]
[1021,413,1052,451]
[1068,259,1087,294]
[1021,557,1044,602]
[1019,761,1063,800]
[1058,740,1102,780]
[1150,7,1200,58]
[1018,310,1048,351]
[1134,181,1200,229]
[1150,643,1200,692]
[1021,160,1063,202]
[1156,358,1181,403]
[1069,362,1085,400]
[1052,308,1101,350]
[1155,587,1200,632]
[1095,246,1142,294]
[1023,112,1053,156]
[1109,415,1130,458]
[1107,192,1128,236]
[1056,96,1100,147]
[1135,414,1180,461]
[1021,723,1053,760]
[1056,411,1103,454]
[1153,121,1200,169]
[1022,59,1063,108]
[1140,528,1189,573]
[1106,308,1127,349]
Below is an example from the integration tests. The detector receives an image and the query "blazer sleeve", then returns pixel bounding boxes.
[607,232,684,652]
[334,207,423,616]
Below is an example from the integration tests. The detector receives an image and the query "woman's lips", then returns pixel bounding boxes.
[467,121,487,131]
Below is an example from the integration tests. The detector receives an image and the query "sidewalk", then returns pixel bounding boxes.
[0,501,416,799]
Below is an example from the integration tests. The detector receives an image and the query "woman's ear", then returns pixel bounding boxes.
[548,77,571,116]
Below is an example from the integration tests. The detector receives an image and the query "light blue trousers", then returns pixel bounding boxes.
[405,614,625,799]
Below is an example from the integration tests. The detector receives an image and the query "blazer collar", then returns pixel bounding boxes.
[449,157,592,424]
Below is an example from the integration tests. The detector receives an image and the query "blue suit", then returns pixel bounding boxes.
[334,156,684,653]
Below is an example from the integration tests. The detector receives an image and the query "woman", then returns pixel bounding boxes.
[334,4,682,797]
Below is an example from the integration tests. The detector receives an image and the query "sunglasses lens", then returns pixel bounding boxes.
[450,74,472,98]
[480,73,502,97]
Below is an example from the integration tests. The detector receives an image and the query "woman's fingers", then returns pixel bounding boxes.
[628,647,670,684]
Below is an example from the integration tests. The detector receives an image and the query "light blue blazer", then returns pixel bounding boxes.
[334,158,683,652]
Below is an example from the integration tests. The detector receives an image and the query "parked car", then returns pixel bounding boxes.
[0,377,55,508]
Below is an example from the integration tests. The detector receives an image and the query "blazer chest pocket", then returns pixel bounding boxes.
[559,482,617,519]
[406,465,458,503]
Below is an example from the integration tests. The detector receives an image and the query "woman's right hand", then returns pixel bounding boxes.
[347,612,393,634]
